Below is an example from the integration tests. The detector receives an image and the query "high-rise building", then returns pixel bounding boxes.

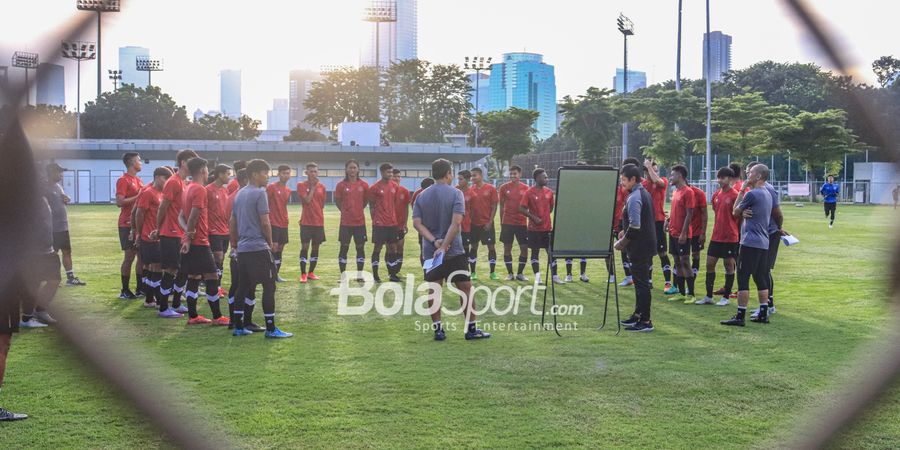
[488,52,557,140]
[36,63,65,107]
[613,68,647,94]
[288,69,322,130]
[702,31,732,82]
[118,46,149,88]
[267,98,290,131]
[360,0,418,68]
[220,69,241,119]
[468,73,491,115]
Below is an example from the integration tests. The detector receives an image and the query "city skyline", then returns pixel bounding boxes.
[703,31,732,82]
[489,52,557,139]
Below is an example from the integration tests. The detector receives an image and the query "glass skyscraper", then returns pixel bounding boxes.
[614,68,647,94]
[703,31,733,82]
[118,46,149,88]
[219,69,242,119]
[36,63,65,107]
[488,52,557,140]
[468,73,491,115]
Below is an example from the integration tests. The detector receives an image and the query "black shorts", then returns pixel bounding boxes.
[182,245,217,275]
[707,241,739,259]
[53,230,71,251]
[210,235,230,254]
[424,254,471,283]
[461,232,472,247]
[372,226,398,245]
[767,232,781,270]
[339,225,367,245]
[160,236,182,270]
[300,225,327,244]
[499,224,528,245]
[118,226,134,250]
[237,249,276,286]
[737,246,769,291]
[654,221,667,253]
[470,224,496,245]
[271,226,289,245]
[824,202,836,214]
[139,240,162,265]
[691,235,705,253]
[396,227,408,242]
[527,231,551,250]
[669,235,690,257]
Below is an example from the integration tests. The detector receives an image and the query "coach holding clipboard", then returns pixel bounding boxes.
[614,164,657,332]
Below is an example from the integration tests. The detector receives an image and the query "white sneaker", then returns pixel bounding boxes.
[20,318,48,328]
[535,273,543,285]
[564,274,573,282]
[516,274,528,282]
[158,308,183,319]
[580,274,590,282]
[608,275,616,283]
[715,297,730,306]
[505,274,515,281]
[694,296,715,305]
[749,307,776,319]
[618,276,634,286]
[34,310,58,324]
[552,275,565,284]
[829,224,833,229]
[175,305,189,314]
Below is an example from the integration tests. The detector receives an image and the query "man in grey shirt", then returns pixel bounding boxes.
[45,163,84,287]
[745,161,788,319]
[722,164,772,327]
[413,158,490,342]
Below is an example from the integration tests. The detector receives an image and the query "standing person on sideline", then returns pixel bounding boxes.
[134,167,173,311]
[467,167,500,280]
[266,165,292,282]
[366,163,400,283]
[413,158,490,341]
[389,168,411,282]
[225,169,261,331]
[686,181,708,302]
[498,165,530,281]
[152,149,198,318]
[226,160,246,194]
[115,152,144,299]
[821,175,839,228]
[296,162,327,283]
[722,164,773,326]
[334,160,369,282]
[411,177,435,265]
[742,161,788,320]
[519,168,558,285]
[642,159,672,291]
[45,163,85,286]
[893,185,899,209]
[696,167,740,306]
[666,165,696,302]
[615,164,657,332]
[206,165,232,298]
[613,157,642,286]
[230,159,293,338]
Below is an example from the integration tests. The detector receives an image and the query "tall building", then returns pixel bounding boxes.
[468,73,491,115]
[702,31,732,82]
[267,98,290,131]
[288,70,322,130]
[360,0,418,67]
[36,63,65,106]
[613,68,647,94]
[488,52,557,140]
[118,46,149,88]
[220,69,242,119]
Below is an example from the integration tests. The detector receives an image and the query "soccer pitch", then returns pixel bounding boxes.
[4,204,900,448]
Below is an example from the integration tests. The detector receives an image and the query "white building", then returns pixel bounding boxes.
[219,69,242,119]
[118,46,150,88]
[267,98,290,131]
[360,0,417,68]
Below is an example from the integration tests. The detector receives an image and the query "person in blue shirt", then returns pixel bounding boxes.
[820,175,840,228]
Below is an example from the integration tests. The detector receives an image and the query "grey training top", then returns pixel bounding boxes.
[45,182,68,232]
[232,185,270,253]
[412,183,466,258]
[764,182,781,235]
[738,187,773,250]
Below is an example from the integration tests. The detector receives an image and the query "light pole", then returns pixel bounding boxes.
[704,0,713,196]
[617,13,634,160]
[135,56,163,87]
[363,1,397,72]
[76,0,120,99]
[676,0,683,91]
[62,41,96,139]
[11,51,39,106]
[464,56,492,146]
[108,69,122,91]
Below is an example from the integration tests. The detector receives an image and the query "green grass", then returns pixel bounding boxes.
[3,203,900,449]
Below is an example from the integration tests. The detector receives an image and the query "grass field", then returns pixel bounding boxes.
[3,203,900,449]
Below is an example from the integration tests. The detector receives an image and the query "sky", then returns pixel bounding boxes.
[1,0,896,129]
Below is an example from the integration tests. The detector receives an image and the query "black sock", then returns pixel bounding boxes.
[768,272,774,307]
[686,275,695,296]
[468,321,476,333]
[372,252,381,279]
[503,254,513,274]
[387,252,398,276]
[172,273,187,308]
[517,255,527,275]
[186,279,201,318]
[566,259,573,276]
[622,255,632,277]
[356,248,366,273]
[691,258,700,276]
[530,250,540,275]
[675,275,685,295]
[309,253,319,274]
[338,246,349,273]
[66,270,75,280]
[274,251,283,276]
[227,297,235,324]
[660,255,672,282]
[394,252,402,275]
[206,279,222,319]
[736,306,746,321]
[245,299,256,325]
[135,271,143,293]
[724,273,735,298]
[468,253,477,274]
[159,272,174,311]
[758,303,769,319]
[149,272,162,305]
[580,259,587,275]
[264,313,276,332]
[121,275,129,292]
[706,272,716,298]
[488,249,496,274]
[299,249,308,275]
[551,259,558,276]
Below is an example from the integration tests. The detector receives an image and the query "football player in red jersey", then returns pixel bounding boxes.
[467,167,499,281]
[365,163,400,283]
[391,168,411,282]
[519,168,556,285]
[334,160,369,282]
[297,162,327,283]
[115,152,144,299]
[498,165,530,281]
[266,165,292,281]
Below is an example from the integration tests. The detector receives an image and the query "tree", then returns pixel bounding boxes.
[15,105,76,139]
[283,127,329,142]
[535,133,578,154]
[723,61,833,113]
[192,113,260,141]
[477,108,539,175]
[558,88,621,164]
[873,56,900,88]
[768,109,859,182]
[705,92,792,159]
[303,67,380,135]
[630,89,704,164]
[81,84,194,139]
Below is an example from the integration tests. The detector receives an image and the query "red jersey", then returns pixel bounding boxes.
[395,185,411,230]
[335,179,369,226]
[225,187,239,225]
[160,175,186,238]
[136,185,162,242]
[226,178,240,195]
[613,186,629,233]
[711,186,740,243]
[366,179,399,227]
[520,186,554,232]
[411,188,423,211]
[498,181,529,226]
[458,185,473,232]
[469,182,499,226]
[206,183,230,236]
[266,182,291,228]
[642,176,669,222]
[668,185,696,237]
[116,172,144,228]
[181,183,209,246]
[297,181,326,227]
[690,186,708,238]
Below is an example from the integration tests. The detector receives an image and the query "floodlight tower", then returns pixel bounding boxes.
[617,13,634,160]
[135,56,163,86]
[464,56,492,146]
[61,41,97,139]
[108,69,122,91]
[11,51,39,106]
[76,0,120,98]
[363,1,397,72]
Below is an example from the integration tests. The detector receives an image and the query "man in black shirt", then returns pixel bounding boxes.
[614,164,657,332]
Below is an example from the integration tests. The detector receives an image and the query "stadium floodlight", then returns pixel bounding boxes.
[61,41,97,139]
[463,56,493,146]
[135,56,163,86]
[108,69,122,91]
[617,13,634,159]
[11,51,39,106]
[76,0,121,99]
[319,64,353,74]
[362,1,397,71]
